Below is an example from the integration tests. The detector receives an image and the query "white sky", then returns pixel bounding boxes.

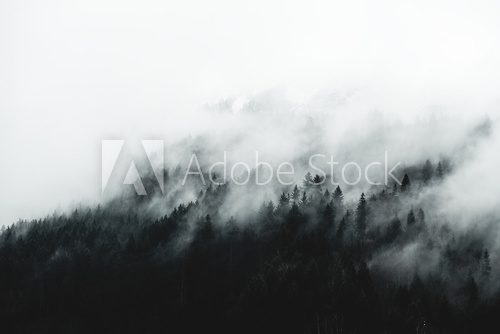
[1,0,500,225]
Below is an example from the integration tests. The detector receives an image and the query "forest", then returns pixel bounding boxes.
[0,158,498,334]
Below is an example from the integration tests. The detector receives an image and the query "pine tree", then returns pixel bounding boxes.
[386,215,402,242]
[313,174,324,184]
[199,214,214,241]
[417,208,425,223]
[324,189,330,199]
[321,203,334,230]
[436,161,444,178]
[291,185,300,202]
[261,201,275,221]
[422,160,433,183]
[266,201,275,217]
[277,192,289,214]
[300,191,308,207]
[337,213,348,241]
[401,174,411,192]
[407,209,416,226]
[481,249,491,280]
[332,186,344,206]
[303,172,313,187]
[288,202,301,220]
[226,216,238,235]
[286,202,303,233]
[356,193,368,233]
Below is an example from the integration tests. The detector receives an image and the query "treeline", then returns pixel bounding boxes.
[0,159,498,333]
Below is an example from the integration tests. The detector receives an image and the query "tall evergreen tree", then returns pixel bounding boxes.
[422,160,433,183]
[313,174,323,184]
[198,214,214,241]
[266,201,275,217]
[291,185,300,202]
[332,185,344,206]
[336,212,348,242]
[407,209,416,226]
[321,203,335,231]
[356,193,368,233]
[386,215,402,242]
[324,189,330,200]
[417,208,425,223]
[303,172,313,187]
[436,161,444,178]
[401,174,411,192]
[300,191,308,207]
[277,192,289,214]
[481,249,492,280]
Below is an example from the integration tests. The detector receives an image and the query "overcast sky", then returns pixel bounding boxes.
[1,0,500,225]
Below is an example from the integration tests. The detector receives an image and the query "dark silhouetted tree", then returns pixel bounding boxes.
[303,172,313,187]
[291,185,300,202]
[313,174,323,185]
[332,185,344,206]
[417,208,425,224]
[320,203,335,232]
[324,189,330,200]
[386,215,402,242]
[422,160,433,183]
[436,161,444,179]
[401,174,411,192]
[407,209,416,226]
[481,249,491,280]
[300,191,308,207]
[199,214,214,241]
[356,193,368,233]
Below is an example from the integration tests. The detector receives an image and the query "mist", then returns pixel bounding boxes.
[2,0,500,226]
[3,2,500,332]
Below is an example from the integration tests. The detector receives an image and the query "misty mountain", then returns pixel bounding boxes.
[1,158,499,334]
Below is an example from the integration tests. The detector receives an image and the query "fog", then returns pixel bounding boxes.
[1,0,500,225]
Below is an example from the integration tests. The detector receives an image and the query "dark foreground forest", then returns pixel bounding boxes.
[1,160,499,333]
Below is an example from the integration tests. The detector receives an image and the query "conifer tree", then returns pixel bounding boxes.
[313,174,323,184]
[200,214,214,241]
[481,249,491,280]
[277,192,289,214]
[291,185,300,202]
[436,161,444,178]
[337,213,348,241]
[386,215,402,241]
[401,174,411,192]
[324,189,330,199]
[356,193,368,233]
[422,160,433,183]
[332,185,344,206]
[407,209,416,226]
[321,203,334,229]
[300,191,308,207]
[417,208,425,223]
[303,172,313,187]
